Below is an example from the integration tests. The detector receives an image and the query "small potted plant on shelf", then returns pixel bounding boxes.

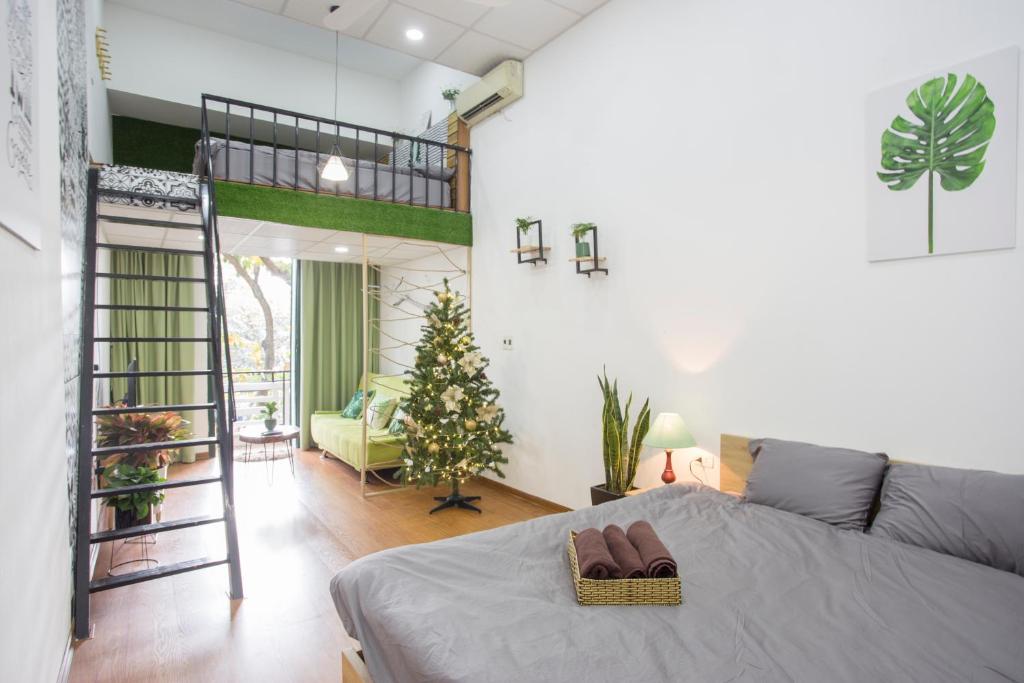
[104,464,167,529]
[442,87,461,111]
[261,400,279,433]
[571,222,596,258]
[591,369,651,506]
[515,216,535,236]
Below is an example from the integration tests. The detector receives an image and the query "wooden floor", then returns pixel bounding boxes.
[69,449,562,682]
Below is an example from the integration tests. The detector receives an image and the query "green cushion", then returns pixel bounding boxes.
[367,397,398,430]
[340,389,375,419]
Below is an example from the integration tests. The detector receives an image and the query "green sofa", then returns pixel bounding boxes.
[310,373,409,471]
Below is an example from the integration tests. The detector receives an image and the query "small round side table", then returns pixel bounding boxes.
[238,424,299,484]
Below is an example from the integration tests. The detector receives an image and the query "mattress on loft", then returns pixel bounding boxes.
[193,138,454,208]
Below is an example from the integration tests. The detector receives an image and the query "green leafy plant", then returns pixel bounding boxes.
[515,216,535,235]
[103,463,166,522]
[261,400,279,419]
[95,408,191,469]
[597,369,651,495]
[441,87,461,102]
[571,222,596,240]
[877,73,996,254]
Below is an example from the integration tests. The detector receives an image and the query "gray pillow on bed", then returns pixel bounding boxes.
[870,463,1024,576]
[743,438,888,531]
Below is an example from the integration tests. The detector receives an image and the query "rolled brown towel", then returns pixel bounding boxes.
[574,528,622,580]
[602,524,645,579]
[626,520,678,578]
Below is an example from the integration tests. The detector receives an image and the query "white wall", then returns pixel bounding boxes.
[377,249,471,377]
[469,0,1024,510]
[104,2,403,131]
[0,0,74,679]
[86,0,111,162]
[398,61,478,133]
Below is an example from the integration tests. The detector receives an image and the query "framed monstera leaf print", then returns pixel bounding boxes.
[866,47,1019,262]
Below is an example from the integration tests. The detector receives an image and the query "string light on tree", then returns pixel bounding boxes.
[399,279,512,513]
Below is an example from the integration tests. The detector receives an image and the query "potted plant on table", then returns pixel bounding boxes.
[591,369,651,506]
[261,400,279,433]
[95,408,190,528]
[571,222,596,258]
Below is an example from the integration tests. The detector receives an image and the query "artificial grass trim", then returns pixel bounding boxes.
[213,181,473,247]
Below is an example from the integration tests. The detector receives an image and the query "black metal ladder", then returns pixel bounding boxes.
[73,168,243,640]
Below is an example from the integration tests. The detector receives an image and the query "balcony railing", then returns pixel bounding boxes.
[227,369,291,427]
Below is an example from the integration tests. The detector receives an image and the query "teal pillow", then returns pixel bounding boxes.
[388,406,407,435]
[340,389,375,419]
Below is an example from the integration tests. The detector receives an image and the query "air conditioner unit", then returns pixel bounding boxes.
[455,60,523,126]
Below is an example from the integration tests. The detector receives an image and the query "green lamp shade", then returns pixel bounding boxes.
[643,412,696,449]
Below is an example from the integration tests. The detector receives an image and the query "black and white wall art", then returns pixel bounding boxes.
[1,0,41,248]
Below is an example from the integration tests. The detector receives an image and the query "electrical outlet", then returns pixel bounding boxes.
[700,452,715,469]
[501,337,513,351]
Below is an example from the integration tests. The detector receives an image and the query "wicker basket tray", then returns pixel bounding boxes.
[568,531,682,606]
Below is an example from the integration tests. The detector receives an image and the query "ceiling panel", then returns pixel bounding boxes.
[473,0,579,51]
[364,4,466,60]
[436,30,529,75]
[221,0,609,76]
[398,0,489,27]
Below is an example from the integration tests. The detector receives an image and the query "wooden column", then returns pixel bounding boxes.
[448,113,471,213]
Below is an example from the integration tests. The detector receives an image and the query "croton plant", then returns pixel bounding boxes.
[95,408,191,470]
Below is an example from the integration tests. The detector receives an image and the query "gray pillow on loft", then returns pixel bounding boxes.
[870,463,1024,576]
[743,438,889,531]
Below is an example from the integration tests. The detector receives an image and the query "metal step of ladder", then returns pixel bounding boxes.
[74,167,243,640]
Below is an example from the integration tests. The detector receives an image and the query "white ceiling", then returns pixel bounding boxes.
[228,0,610,76]
[97,203,467,267]
[109,0,421,80]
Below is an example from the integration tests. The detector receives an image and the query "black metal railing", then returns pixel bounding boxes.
[198,94,471,213]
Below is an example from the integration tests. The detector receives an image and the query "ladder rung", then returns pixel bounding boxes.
[90,513,224,545]
[94,337,213,343]
[94,304,210,312]
[92,437,219,457]
[91,475,222,498]
[97,215,204,230]
[89,556,229,593]
[94,369,213,379]
[94,273,206,283]
[97,242,206,257]
[97,189,201,206]
[93,402,217,415]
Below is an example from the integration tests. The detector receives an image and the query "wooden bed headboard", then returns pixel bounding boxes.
[719,434,753,495]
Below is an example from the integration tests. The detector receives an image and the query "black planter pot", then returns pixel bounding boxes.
[114,507,154,529]
[590,484,636,506]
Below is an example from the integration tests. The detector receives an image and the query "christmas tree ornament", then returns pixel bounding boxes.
[397,279,512,513]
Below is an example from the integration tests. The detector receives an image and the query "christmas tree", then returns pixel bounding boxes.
[399,280,511,513]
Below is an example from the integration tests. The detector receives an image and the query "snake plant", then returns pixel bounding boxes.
[598,369,651,495]
[877,72,996,254]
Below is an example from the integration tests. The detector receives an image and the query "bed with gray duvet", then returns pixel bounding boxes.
[330,482,1024,683]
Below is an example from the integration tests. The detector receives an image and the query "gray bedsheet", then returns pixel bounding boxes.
[330,484,1024,683]
[193,138,453,208]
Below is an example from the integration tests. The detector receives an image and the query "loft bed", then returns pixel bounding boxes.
[197,95,471,214]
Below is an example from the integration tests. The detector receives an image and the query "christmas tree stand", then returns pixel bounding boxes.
[430,480,482,514]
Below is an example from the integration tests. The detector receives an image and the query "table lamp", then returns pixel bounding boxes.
[643,413,696,484]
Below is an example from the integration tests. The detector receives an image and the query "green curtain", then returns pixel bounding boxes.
[298,260,379,448]
[108,251,197,407]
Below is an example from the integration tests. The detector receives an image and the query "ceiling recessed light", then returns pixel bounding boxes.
[334,246,350,253]
[405,28,424,41]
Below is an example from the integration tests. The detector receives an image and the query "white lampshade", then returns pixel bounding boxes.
[321,154,349,181]
[643,412,696,450]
